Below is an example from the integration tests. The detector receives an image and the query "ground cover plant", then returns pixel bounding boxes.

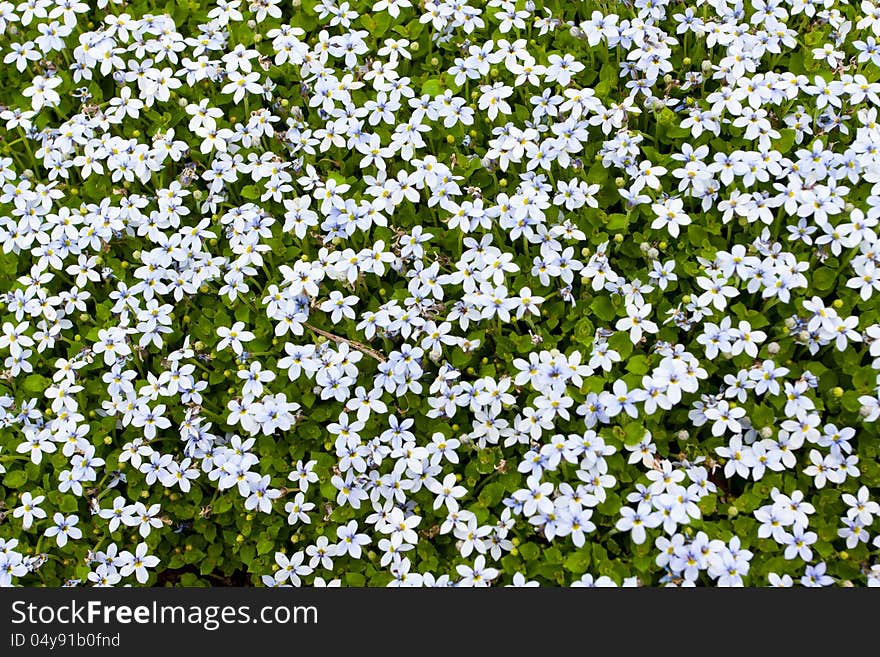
[1,0,880,587]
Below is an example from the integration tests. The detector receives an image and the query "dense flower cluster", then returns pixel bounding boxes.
[1,0,879,587]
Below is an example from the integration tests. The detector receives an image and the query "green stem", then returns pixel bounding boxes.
[18,127,36,165]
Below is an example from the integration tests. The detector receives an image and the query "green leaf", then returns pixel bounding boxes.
[812,267,837,293]
[605,213,629,232]
[22,374,49,394]
[241,185,261,200]
[590,296,617,323]
[687,223,709,247]
[563,547,591,573]
[519,542,540,561]
[346,572,365,586]
[478,482,505,507]
[2,470,26,489]
[625,355,649,375]
[573,316,594,346]
[623,421,646,447]
[421,79,443,97]
[774,128,797,154]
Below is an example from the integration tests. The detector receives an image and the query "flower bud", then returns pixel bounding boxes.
[832,386,844,398]
[767,341,780,355]
[647,247,659,260]
[760,426,773,439]
[676,429,689,441]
